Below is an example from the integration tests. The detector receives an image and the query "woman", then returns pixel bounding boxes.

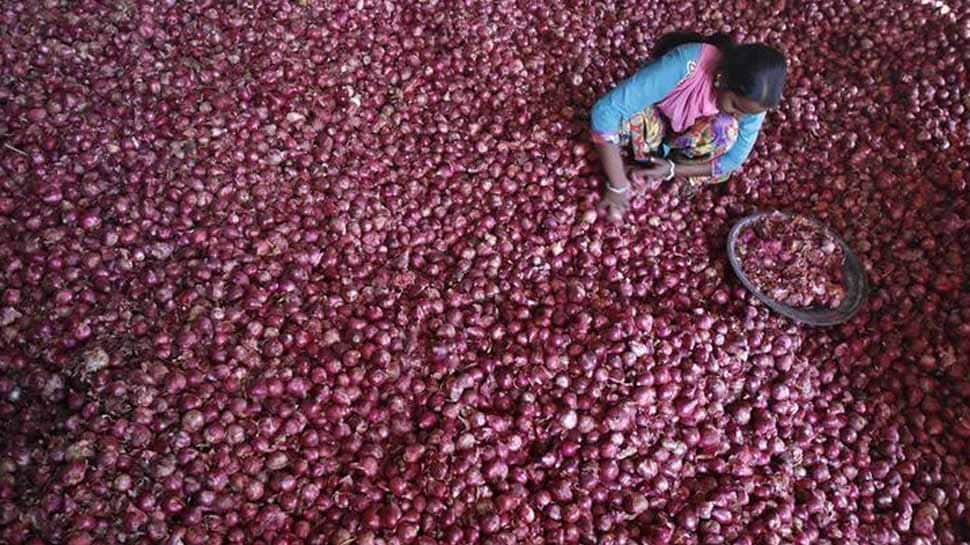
[591,32,788,222]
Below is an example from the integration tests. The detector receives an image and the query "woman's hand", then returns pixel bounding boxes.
[629,160,674,189]
[673,177,702,199]
[598,184,631,223]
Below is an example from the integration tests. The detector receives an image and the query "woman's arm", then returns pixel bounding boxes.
[596,141,630,191]
[712,113,766,177]
[629,159,712,181]
[671,162,713,177]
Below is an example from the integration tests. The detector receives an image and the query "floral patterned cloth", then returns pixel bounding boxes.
[618,105,739,189]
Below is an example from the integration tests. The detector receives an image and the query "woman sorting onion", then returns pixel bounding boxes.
[591,32,788,222]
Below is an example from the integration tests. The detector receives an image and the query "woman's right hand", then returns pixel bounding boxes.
[598,183,631,223]
[592,141,633,223]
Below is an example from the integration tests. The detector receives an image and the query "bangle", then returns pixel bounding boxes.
[606,183,630,194]
[664,160,676,181]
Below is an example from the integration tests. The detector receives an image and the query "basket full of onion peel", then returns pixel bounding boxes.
[727,210,868,326]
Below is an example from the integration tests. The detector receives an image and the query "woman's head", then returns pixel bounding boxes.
[652,32,788,115]
[717,44,788,115]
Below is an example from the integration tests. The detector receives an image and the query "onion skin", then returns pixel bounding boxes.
[1,1,969,545]
[735,212,847,308]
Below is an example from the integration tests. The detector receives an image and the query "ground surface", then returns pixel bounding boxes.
[1,1,969,544]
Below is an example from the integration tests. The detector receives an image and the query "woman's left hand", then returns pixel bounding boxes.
[628,160,673,189]
[677,177,704,199]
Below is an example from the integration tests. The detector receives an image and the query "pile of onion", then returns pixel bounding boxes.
[0,0,968,544]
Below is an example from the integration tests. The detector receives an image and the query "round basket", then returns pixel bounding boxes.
[727,211,868,326]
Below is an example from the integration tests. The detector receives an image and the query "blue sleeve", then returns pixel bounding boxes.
[713,112,765,176]
[590,44,702,142]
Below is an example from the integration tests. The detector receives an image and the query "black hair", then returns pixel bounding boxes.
[653,31,788,109]
[652,31,735,58]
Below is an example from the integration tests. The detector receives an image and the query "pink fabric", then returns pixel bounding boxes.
[657,44,722,133]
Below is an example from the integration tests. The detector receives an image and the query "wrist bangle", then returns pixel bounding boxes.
[607,183,630,194]
[664,160,676,181]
